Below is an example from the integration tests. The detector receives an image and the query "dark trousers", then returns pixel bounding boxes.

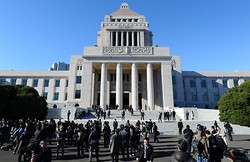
[111,153,119,162]
[89,145,99,161]
[76,141,84,156]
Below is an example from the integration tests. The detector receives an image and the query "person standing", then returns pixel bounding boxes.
[103,121,111,148]
[172,109,176,121]
[113,119,118,132]
[67,110,71,121]
[109,129,122,162]
[183,125,194,152]
[224,121,233,141]
[204,130,224,162]
[177,119,183,135]
[169,139,196,162]
[153,122,159,143]
[31,140,52,162]
[136,138,154,162]
[88,123,101,162]
[141,110,145,121]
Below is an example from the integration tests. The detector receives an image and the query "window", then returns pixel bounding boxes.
[44,79,49,87]
[75,90,81,99]
[191,92,198,101]
[138,74,142,82]
[212,80,217,88]
[98,74,101,82]
[123,73,130,82]
[43,92,48,100]
[202,92,208,101]
[190,79,196,88]
[213,92,220,101]
[66,80,68,87]
[76,76,82,84]
[233,79,238,87]
[65,92,68,100]
[11,79,16,86]
[53,92,59,100]
[33,79,38,87]
[77,66,82,70]
[22,79,27,86]
[55,80,60,87]
[110,74,116,82]
[126,74,129,82]
[201,80,206,88]
[0,78,6,85]
[223,80,228,88]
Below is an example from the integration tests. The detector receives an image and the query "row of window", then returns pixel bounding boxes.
[190,79,239,88]
[98,73,142,82]
[43,90,81,101]
[110,18,138,23]
[0,76,83,87]
[173,91,220,102]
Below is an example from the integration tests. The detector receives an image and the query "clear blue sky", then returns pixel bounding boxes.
[0,0,250,71]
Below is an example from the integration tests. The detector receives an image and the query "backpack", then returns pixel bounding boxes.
[192,138,203,154]
[210,135,227,153]
[215,135,228,152]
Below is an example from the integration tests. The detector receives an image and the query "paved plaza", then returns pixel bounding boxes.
[1,133,250,162]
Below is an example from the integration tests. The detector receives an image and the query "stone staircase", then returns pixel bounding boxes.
[52,108,250,135]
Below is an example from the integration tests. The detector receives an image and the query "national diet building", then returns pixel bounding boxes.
[1,3,250,113]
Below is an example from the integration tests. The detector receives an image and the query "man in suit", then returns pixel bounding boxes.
[109,129,122,162]
[136,138,154,162]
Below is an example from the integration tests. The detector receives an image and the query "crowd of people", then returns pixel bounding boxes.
[0,116,159,162]
[0,110,249,162]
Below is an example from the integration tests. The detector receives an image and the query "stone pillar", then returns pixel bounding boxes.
[116,63,123,109]
[137,32,140,46]
[126,32,129,46]
[100,63,107,109]
[116,32,118,46]
[131,63,138,110]
[161,62,174,109]
[132,31,134,46]
[121,31,124,46]
[110,32,113,46]
[147,63,154,110]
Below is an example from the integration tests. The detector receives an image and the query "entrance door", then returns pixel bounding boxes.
[109,93,116,109]
[138,93,142,110]
[123,93,129,109]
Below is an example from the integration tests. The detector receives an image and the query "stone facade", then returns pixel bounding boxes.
[0,3,250,111]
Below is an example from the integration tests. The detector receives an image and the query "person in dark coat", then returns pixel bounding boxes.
[103,121,111,148]
[113,119,118,132]
[169,139,196,162]
[109,129,122,162]
[178,119,184,135]
[88,124,100,162]
[183,125,194,152]
[136,138,154,162]
[31,140,52,162]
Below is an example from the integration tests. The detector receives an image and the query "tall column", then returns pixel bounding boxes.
[161,62,174,109]
[100,63,107,109]
[147,63,154,110]
[116,63,123,109]
[137,32,140,46]
[132,31,134,46]
[121,31,124,46]
[110,32,113,46]
[126,32,129,46]
[116,32,118,46]
[131,63,138,110]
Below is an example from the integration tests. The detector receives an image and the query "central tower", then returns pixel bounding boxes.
[97,3,153,47]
